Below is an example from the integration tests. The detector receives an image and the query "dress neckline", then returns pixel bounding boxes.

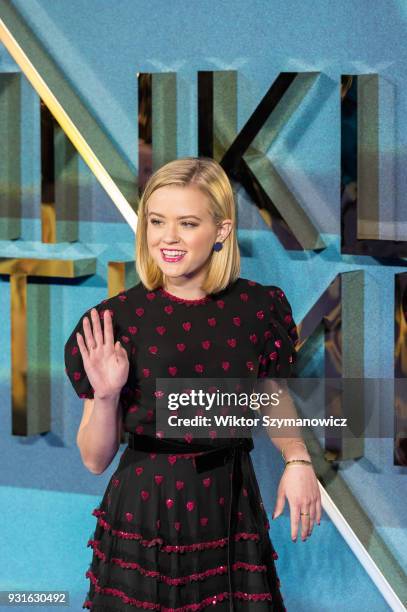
[158,286,212,305]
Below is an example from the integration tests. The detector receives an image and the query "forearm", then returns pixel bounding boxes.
[77,393,121,473]
[259,380,311,461]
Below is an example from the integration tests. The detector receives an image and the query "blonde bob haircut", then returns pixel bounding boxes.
[135,156,240,295]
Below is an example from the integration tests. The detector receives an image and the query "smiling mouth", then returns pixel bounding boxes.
[161,249,187,262]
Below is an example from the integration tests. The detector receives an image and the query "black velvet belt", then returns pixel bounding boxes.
[127,433,272,611]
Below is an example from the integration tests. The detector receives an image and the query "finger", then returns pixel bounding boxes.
[300,509,310,540]
[76,332,89,362]
[102,309,114,347]
[289,502,300,541]
[272,491,286,519]
[316,496,322,525]
[82,314,96,352]
[115,341,126,357]
[90,308,104,347]
[307,502,316,536]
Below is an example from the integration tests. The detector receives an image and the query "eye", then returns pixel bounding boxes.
[150,219,198,227]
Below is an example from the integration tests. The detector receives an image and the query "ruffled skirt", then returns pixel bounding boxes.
[82,445,286,611]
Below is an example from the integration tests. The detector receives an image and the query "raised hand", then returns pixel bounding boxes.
[76,308,130,400]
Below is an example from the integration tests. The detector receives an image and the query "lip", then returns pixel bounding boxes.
[160,249,187,262]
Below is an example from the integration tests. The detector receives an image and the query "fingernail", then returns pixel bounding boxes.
[292,537,296,542]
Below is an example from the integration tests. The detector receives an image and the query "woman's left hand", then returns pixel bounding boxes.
[272,464,322,542]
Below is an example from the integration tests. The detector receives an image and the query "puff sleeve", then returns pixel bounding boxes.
[258,285,299,379]
[64,297,124,399]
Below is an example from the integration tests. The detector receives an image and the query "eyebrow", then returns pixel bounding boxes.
[148,212,202,220]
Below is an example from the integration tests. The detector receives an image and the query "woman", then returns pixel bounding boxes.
[64,156,321,611]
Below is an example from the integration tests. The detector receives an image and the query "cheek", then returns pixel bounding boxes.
[187,230,213,251]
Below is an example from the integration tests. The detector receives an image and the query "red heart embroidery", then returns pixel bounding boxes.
[248,280,257,286]
[177,343,186,351]
[168,455,177,465]
[269,351,278,360]
[125,512,133,522]
[202,340,211,349]
[166,498,174,509]
[128,326,138,334]
[135,467,144,476]
[184,433,193,443]
[146,409,154,421]
[208,317,216,327]
[141,490,150,501]
[186,501,195,512]
[264,330,272,339]
[195,364,204,373]
[136,307,144,317]
[164,305,173,314]
[154,475,164,485]
[73,372,81,381]
[174,521,181,531]
[216,300,225,308]
[142,368,150,378]
[156,326,166,335]
[256,310,264,320]
[121,336,130,343]
[182,321,192,331]
[240,292,249,301]
[118,293,127,301]
[149,346,158,354]
[156,430,164,438]
[274,339,282,348]
[176,480,184,490]
[168,366,177,376]
[71,346,78,355]
[150,453,157,460]
[219,496,225,505]
[154,390,164,398]
[200,517,208,526]
[233,316,241,326]
[249,334,258,343]
[146,292,156,301]
[221,362,230,371]
[227,338,236,347]
[203,477,211,487]
[246,361,254,371]
[112,478,120,487]
[136,425,144,434]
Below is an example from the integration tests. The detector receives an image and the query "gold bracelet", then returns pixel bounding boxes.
[284,459,313,467]
[281,440,307,462]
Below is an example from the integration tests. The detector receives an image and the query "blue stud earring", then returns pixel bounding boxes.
[213,241,223,251]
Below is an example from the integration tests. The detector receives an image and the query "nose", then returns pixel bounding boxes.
[162,224,181,243]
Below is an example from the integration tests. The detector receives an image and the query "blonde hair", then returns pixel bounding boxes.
[135,156,240,295]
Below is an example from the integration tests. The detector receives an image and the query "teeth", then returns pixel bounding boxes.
[162,250,186,256]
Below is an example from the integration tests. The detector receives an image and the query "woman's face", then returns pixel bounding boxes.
[146,184,231,284]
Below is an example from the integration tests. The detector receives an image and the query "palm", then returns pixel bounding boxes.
[76,308,130,398]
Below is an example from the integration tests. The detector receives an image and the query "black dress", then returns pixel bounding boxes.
[64,277,299,611]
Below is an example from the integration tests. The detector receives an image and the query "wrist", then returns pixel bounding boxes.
[94,391,121,402]
[283,448,311,462]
